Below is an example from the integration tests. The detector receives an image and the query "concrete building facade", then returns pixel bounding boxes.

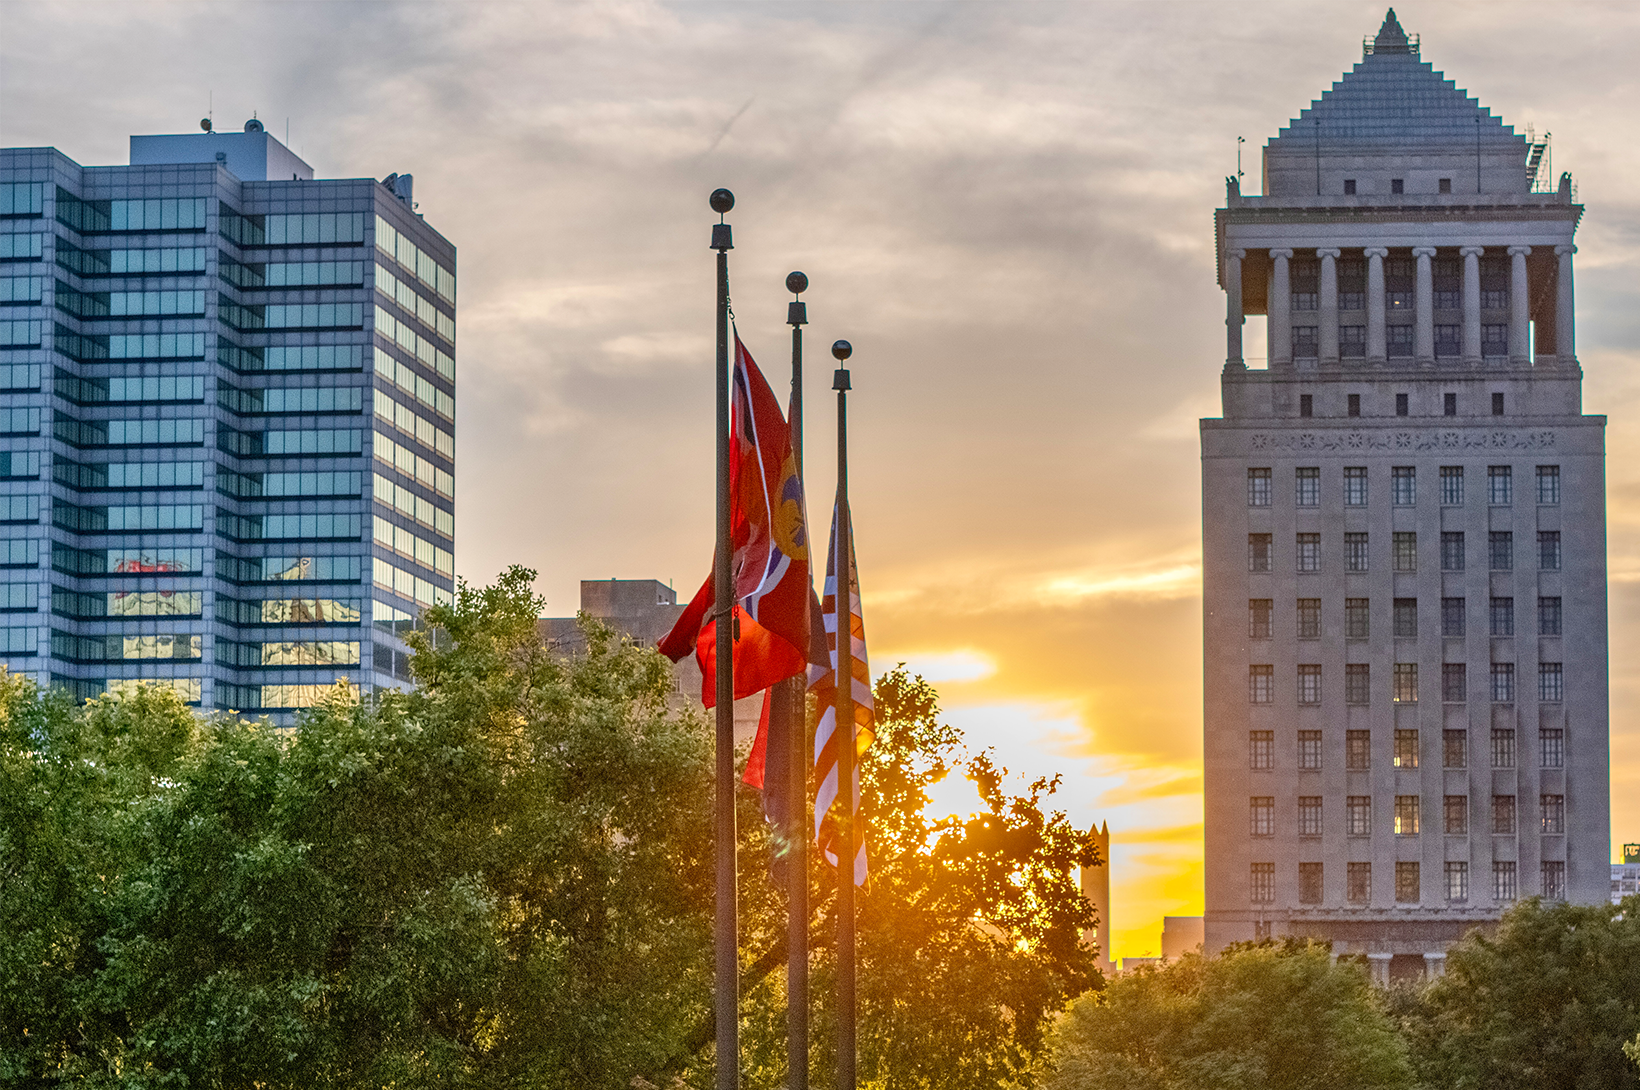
[0,123,456,721]
[1201,12,1608,981]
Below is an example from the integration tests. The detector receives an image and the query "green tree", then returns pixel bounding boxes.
[738,666,1103,1090]
[1041,939,1414,1090]
[1402,895,1640,1090]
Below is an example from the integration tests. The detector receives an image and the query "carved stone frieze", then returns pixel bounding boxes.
[1248,429,1556,452]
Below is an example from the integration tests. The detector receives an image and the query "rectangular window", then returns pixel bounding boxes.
[1249,730,1274,770]
[1249,534,1272,572]
[1346,664,1371,705]
[1348,862,1372,903]
[1396,861,1421,902]
[1346,730,1371,770]
[1492,729,1517,770]
[1346,598,1370,639]
[1343,467,1368,506]
[1297,599,1321,639]
[1488,466,1513,505]
[1297,664,1322,704]
[1442,597,1466,637]
[1347,796,1372,836]
[1483,325,1508,358]
[1444,729,1468,769]
[1445,392,1458,416]
[1540,728,1565,769]
[1490,596,1515,637]
[1348,394,1362,418]
[1293,322,1319,356]
[1539,663,1564,702]
[1388,325,1414,357]
[1489,531,1513,571]
[1297,798,1322,837]
[1494,861,1517,902]
[1536,465,1561,505]
[1391,466,1416,506]
[1445,795,1469,835]
[1395,391,1410,415]
[1539,596,1563,636]
[1249,599,1273,639]
[1250,797,1275,837]
[1446,861,1469,902]
[1393,598,1417,638]
[1492,391,1507,416]
[1250,862,1275,903]
[1542,861,1566,901]
[1539,531,1561,571]
[1493,794,1517,834]
[1249,665,1274,704]
[1345,532,1369,572]
[1248,467,1272,506]
[1441,466,1465,505]
[1394,729,1420,769]
[1435,324,1461,357]
[1299,861,1323,903]
[1490,663,1516,704]
[1296,533,1321,572]
[1540,794,1565,835]
[1442,662,1467,703]
[1440,531,1464,571]
[1295,467,1320,506]
[1341,325,1366,357]
[1300,393,1313,418]
[1298,730,1323,771]
[1394,532,1418,572]
[1393,663,1418,703]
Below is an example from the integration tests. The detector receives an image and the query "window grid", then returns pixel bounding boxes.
[1347,796,1371,836]
[1393,729,1419,769]
[1391,466,1416,506]
[1539,663,1564,702]
[1345,532,1369,572]
[1442,662,1467,703]
[1346,664,1371,705]
[1539,596,1563,636]
[1440,465,1464,505]
[1393,663,1418,703]
[1492,729,1516,769]
[1491,664,1516,704]
[1297,730,1322,771]
[1494,861,1517,902]
[1295,467,1320,507]
[1394,796,1420,836]
[1347,862,1371,904]
[1536,465,1560,505]
[1540,728,1565,769]
[1393,598,1417,638]
[1249,599,1272,639]
[1446,861,1469,902]
[1488,465,1513,505]
[1250,863,1275,903]
[1299,861,1323,903]
[1249,665,1273,704]
[1297,664,1322,705]
[1249,731,1273,770]
[1440,531,1464,571]
[1346,730,1371,770]
[1396,861,1420,903]
[1542,861,1566,901]
[1247,467,1272,506]
[1250,797,1275,837]
[1343,467,1368,506]
[1444,729,1467,769]
[1540,794,1565,835]
[1346,599,1370,639]
[1393,531,1418,572]
[1444,795,1469,835]
[1492,794,1516,833]
[1442,597,1466,637]
[1539,531,1561,571]
[1298,797,1323,837]
[1297,598,1321,639]
[1249,534,1272,572]
[1490,596,1514,636]
[1489,531,1513,571]
[1296,533,1321,572]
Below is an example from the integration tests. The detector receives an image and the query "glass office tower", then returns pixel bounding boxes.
[0,122,456,722]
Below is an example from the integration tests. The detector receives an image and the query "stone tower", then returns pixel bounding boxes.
[1080,820,1111,972]
[1200,11,1606,983]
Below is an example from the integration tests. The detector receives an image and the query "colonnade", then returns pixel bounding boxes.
[1224,244,1575,369]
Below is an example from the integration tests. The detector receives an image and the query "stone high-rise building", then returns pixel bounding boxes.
[1201,11,1607,981]
[0,123,456,721]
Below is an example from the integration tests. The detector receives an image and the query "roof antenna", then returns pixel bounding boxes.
[200,90,213,133]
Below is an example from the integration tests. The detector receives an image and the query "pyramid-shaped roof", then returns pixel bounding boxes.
[1269,9,1522,154]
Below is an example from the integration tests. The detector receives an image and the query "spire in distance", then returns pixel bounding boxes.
[1373,8,1412,53]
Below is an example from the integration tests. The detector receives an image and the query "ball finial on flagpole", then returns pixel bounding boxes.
[787,271,808,295]
[831,339,851,361]
[832,340,852,391]
[710,188,735,215]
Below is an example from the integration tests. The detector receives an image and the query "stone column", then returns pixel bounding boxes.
[1318,247,1341,365]
[1423,951,1447,979]
[1460,245,1484,365]
[1269,248,1294,369]
[1225,248,1245,369]
[1508,245,1532,367]
[1365,247,1388,363]
[1366,952,1393,987]
[1413,245,1437,364]
[1555,243,1576,362]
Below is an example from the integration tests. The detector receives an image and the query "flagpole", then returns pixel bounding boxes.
[709,187,739,1090]
[830,337,856,1090]
[785,271,810,1090]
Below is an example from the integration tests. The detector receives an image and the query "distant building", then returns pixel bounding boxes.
[1613,844,1640,904]
[1162,915,1205,960]
[539,577,759,740]
[1079,821,1112,973]
[0,122,457,722]
[1202,10,1607,985]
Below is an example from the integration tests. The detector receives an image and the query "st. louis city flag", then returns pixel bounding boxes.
[811,498,873,886]
[659,333,810,706]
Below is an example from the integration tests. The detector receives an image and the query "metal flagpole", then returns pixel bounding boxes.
[830,337,856,1090]
[709,187,739,1090]
[785,271,810,1090]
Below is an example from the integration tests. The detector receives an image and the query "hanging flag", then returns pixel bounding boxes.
[744,591,828,821]
[659,334,811,706]
[811,500,873,886]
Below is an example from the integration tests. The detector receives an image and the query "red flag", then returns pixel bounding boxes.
[659,334,810,706]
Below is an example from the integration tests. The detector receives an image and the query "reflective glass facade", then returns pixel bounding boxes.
[0,141,455,720]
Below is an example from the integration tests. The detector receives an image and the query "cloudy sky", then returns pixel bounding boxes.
[6,0,1640,960]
